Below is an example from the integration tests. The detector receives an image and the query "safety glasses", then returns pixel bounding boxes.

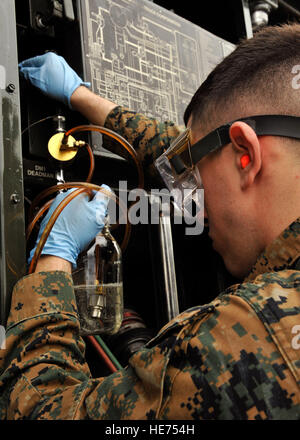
[154,128,203,224]
[155,114,300,222]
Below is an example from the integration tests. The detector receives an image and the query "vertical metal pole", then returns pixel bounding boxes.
[159,203,179,321]
[241,0,254,38]
[0,0,26,326]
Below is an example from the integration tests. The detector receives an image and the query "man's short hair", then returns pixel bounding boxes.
[184,24,300,136]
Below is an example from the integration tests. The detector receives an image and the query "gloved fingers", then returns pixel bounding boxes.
[34,186,111,237]
[19,53,63,82]
[40,188,83,224]
[89,185,113,226]
[50,187,80,205]
[101,184,112,192]
[29,188,93,266]
[96,184,113,197]
[19,54,47,69]
[19,65,40,81]
[19,53,87,110]
[91,184,113,207]
[42,188,109,224]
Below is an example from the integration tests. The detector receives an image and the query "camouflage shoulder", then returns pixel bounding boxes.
[7,271,78,330]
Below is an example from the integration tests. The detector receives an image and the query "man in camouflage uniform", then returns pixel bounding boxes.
[1,23,300,419]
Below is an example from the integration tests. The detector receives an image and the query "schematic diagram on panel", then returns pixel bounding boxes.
[80,0,204,125]
[79,0,235,126]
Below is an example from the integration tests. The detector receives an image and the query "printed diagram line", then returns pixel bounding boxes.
[81,0,235,125]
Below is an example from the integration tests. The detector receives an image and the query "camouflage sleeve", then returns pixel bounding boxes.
[0,271,93,419]
[104,106,184,183]
[1,271,299,419]
[84,290,300,420]
[0,270,183,419]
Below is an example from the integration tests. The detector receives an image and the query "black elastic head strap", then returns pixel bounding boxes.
[191,114,300,164]
[171,115,300,175]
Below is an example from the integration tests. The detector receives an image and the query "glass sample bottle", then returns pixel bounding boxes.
[72,223,123,336]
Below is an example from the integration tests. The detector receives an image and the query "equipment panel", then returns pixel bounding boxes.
[78,0,235,126]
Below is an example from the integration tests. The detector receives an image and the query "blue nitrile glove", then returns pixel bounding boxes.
[19,52,91,109]
[29,185,112,268]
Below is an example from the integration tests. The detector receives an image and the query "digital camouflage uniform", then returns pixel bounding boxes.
[103,105,184,183]
[0,107,300,419]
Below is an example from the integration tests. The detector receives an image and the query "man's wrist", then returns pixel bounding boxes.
[70,86,117,126]
[35,255,72,274]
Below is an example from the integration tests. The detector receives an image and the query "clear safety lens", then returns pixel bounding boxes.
[155,132,204,228]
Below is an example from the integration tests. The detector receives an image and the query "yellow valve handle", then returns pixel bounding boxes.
[48,132,78,161]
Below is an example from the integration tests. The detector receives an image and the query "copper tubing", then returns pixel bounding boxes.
[64,125,144,189]
[28,125,140,223]
[27,124,138,273]
[85,143,95,183]
[27,142,94,233]
[26,198,54,241]
[27,183,131,274]
[28,182,128,231]
[28,181,129,228]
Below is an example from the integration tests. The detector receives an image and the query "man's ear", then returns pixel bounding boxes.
[229,121,262,190]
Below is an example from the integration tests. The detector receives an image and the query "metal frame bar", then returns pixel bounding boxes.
[241,0,254,38]
[0,0,26,325]
[159,204,179,321]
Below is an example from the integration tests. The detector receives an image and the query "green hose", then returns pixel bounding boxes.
[94,334,123,370]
